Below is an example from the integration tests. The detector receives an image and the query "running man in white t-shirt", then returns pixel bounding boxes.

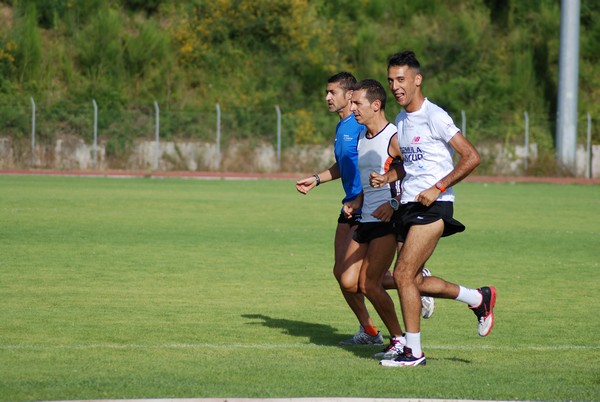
[371,51,497,368]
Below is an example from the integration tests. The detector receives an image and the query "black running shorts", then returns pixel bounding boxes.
[395,201,465,242]
[338,212,361,226]
[353,221,395,244]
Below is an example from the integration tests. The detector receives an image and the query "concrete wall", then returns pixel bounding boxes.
[0,135,598,178]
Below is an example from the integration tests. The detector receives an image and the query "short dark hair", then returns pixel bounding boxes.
[327,72,357,92]
[387,50,421,72]
[353,79,387,110]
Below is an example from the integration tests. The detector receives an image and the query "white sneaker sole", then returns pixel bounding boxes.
[421,268,435,319]
[421,296,435,319]
[380,356,426,367]
[478,313,495,337]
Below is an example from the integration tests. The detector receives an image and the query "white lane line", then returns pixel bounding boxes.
[1,343,598,351]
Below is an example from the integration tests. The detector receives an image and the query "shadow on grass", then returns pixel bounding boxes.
[241,314,473,363]
[241,313,383,359]
[438,357,471,364]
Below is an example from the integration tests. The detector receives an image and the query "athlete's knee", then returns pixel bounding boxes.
[356,275,372,295]
[393,265,417,287]
[360,277,384,298]
[357,283,367,295]
[342,285,358,293]
[339,276,358,293]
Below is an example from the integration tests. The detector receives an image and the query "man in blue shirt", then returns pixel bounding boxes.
[297,72,384,344]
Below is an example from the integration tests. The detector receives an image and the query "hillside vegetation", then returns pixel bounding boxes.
[0,0,598,158]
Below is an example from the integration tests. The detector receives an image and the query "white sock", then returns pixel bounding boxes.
[405,332,422,358]
[456,285,483,307]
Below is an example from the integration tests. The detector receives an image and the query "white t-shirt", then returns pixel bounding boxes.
[357,123,397,222]
[395,98,459,203]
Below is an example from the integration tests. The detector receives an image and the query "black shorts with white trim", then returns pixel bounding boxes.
[395,201,465,242]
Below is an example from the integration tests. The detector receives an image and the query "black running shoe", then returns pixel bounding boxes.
[469,286,496,336]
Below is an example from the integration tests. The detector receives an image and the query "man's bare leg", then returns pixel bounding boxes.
[394,220,444,358]
[335,224,382,344]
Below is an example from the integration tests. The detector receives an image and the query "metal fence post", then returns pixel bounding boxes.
[587,112,592,179]
[30,97,36,167]
[92,99,98,169]
[461,110,466,138]
[216,103,221,169]
[524,111,529,172]
[275,105,281,169]
[154,100,160,170]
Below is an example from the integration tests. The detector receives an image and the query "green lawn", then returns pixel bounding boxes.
[0,175,599,401]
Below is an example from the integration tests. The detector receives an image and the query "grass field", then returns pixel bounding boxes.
[0,175,599,401]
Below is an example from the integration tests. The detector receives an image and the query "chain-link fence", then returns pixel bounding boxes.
[0,100,597,177]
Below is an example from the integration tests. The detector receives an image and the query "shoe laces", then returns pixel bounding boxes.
[384,338,403,352]
[401,346,414,358]
[470,302,488,319]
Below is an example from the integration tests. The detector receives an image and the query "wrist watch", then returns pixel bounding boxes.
[389,198,400,211]
[435,181,446,193]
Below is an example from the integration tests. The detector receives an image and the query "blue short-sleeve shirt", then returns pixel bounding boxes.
[334,114,364,206]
